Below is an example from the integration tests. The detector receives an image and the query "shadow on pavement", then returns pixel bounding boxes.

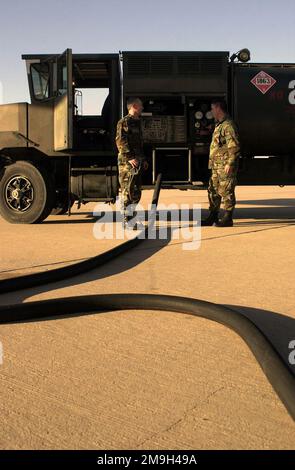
[224,304,295,376]
[0,226,172,305]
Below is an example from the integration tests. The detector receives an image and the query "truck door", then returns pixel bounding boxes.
[54,48,73,151]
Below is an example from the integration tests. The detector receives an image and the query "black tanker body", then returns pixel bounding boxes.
[231,62,295,184]
[122,51,229,186]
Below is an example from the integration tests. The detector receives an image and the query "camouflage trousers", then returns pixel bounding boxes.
[118,160,143,212]
[208,166,238,212]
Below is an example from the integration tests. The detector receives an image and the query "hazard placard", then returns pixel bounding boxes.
[251,71,276,95]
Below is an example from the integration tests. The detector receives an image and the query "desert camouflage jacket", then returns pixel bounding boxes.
[209,115,240,169]
[115,113,145,163]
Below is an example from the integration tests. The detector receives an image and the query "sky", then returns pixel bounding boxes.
[0,0,295,107]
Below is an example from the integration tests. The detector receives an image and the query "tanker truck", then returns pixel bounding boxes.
[0,48,295,224]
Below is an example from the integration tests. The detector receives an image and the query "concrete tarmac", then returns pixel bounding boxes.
[0,186,295,449]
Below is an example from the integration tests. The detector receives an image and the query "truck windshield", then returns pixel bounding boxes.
[31,63,50,100]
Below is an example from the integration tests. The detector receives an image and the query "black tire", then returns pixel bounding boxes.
[0,160,55,224]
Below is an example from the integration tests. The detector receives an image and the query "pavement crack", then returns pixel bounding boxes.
[134,386,225,448]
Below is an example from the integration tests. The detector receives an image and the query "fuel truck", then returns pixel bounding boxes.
[0,48,295,224]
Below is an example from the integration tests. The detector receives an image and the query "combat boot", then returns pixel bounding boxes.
[215,210,233,227]
[201,210,219,226]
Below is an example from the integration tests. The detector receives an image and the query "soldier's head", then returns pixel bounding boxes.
[211,98,228,121]
[126,97,144,116]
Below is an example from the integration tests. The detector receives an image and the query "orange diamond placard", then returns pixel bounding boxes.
[251,71,276,95]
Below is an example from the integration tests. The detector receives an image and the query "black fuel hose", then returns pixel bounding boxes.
[0,173,294,422]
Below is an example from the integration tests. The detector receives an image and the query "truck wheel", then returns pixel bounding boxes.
[0,161,55,224]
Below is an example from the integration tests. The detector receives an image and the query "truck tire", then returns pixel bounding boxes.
[0,161,55,224]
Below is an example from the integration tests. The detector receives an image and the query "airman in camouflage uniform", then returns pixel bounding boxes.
[202,99,240,227]
[115,97,148,228]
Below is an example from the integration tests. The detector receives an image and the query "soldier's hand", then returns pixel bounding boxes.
[128,158,139,168]
[224,164,233,175]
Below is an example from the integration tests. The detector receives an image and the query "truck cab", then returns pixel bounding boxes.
[23,48,121,155]
[0,49,121,223]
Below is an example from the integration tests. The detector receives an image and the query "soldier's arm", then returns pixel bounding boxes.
[115,119,132,157]
[224,123,240,166]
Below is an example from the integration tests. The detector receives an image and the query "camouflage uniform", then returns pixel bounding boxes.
[208,115,240,212]
[115,113,146,213]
